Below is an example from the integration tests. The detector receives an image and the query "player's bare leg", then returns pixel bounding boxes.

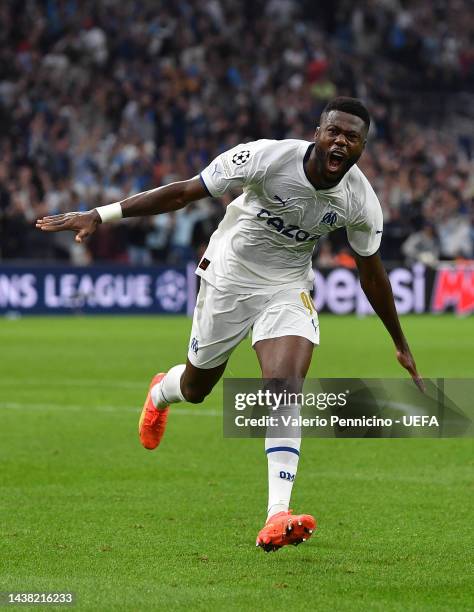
[180,359,228,404]
[139,359,227,449]
[254,335,317,551]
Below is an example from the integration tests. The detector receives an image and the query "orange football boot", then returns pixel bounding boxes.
[139,373,169,450]
[256,510,316,552]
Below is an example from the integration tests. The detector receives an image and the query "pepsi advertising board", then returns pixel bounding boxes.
[313,264,474,316]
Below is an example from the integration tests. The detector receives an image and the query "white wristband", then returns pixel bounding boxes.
[95,202,123,223]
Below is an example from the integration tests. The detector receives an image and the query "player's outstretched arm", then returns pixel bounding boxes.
[355,252,424,391]
[36,177,208,243]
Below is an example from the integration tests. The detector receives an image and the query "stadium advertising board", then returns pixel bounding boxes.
[0,263,472,315]
[313,263,474,315]
[0,265,197,315]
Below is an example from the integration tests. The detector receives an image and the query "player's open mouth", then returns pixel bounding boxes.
[327,150,346,173]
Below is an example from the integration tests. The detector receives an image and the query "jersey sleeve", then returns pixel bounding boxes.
[346,173,384,257]
[199,140,271,197]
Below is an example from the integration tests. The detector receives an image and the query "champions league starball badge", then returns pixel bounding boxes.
[232,150,251,165]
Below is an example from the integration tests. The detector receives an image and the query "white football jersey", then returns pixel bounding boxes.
[198,139,383,294]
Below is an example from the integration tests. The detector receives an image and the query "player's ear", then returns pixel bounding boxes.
[362,126,369,147]
[314,126,320,139]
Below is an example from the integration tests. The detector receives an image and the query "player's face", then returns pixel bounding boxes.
[314,111,367,183]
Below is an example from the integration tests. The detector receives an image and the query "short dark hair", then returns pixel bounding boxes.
[321,97,370,130]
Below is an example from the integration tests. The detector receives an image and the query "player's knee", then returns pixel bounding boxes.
[181,384,208,404]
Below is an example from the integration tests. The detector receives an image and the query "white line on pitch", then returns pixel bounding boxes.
[0,379,144,389]
[0,401,220,417]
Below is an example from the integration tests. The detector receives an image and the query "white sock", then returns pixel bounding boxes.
[151,364,186,409]
[265,405,301,520]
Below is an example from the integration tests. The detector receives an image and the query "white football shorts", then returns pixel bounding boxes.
[187,279,320,369]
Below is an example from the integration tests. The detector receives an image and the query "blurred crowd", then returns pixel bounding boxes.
[0,0,472,267]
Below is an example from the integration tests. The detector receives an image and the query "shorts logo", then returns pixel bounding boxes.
[321,211,338,226]
[190,337,199,355]
[232,150,250,166]
[199,257,211,270]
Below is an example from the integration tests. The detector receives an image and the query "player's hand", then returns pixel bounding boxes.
[396,345,425,392]
[36,210,101,243]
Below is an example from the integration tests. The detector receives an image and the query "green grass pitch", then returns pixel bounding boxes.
[0,314,473,611]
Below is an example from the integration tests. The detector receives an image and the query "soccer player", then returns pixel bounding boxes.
[36,97,423,552]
